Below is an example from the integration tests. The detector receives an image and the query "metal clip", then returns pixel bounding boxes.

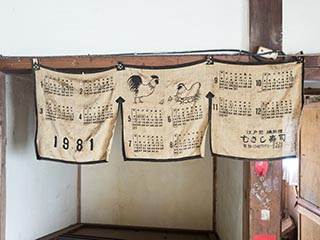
[206,56,214,65]
[32,58,40,70]
[116,62,125,71]
[295,51,304,63]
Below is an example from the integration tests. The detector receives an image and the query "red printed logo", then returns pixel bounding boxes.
[254,235,276,240]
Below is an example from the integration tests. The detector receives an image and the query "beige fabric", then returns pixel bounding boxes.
[118,63,209,161]
[35,60,302,163]
[208,62,303,160]
[35,67,119,163]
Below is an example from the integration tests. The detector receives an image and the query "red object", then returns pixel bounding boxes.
[254,235,276,240]
[254,161,269,176]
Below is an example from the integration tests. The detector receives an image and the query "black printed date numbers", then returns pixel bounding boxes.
[53,136,94,151]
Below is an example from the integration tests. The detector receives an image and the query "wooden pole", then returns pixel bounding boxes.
[248,0,283,239]
[0,72,6,240]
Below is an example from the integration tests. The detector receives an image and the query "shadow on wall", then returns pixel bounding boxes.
[7,74,35,151]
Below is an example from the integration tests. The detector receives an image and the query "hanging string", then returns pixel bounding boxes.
[89,49,304,63]
[105,48,295,58]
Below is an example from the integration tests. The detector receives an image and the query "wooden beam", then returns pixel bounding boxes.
[0,55,249,74]
[1,55,320,80]
[304,55,320,80]
[249,0,283,239]
[0,72,6,240]
[304,88,320,95]
[305,68,320,80]
[249,0,282,53]
[305,56,320,68]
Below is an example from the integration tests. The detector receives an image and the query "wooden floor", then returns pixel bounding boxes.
[39,224,217,240]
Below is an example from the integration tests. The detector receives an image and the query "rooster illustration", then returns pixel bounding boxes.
[127,75,159,103]
[175,82,201,104]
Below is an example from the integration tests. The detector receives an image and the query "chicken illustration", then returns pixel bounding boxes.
[127,75,159,103]
[175,82,201,104]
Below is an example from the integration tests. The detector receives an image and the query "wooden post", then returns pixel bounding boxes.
[0,72,6,240]
[250,0,283,52]
[248,0,283,239]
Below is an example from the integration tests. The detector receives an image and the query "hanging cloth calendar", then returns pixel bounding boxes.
[33,60,120,164]
[33,57,303,164]
[117,60,210,161]
[207,60,303,160]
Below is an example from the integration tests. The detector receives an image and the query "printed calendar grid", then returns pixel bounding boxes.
[43,75,74,97]
[260,71,294,91]
[218,97,252,117]
[131,109,163,130]
[172,105,204,127]
[173,131,204,155]
[219,71,253,90]
[83,77,114,95]
[132,134,164,153]
[45,101,74,121]
[83,105,114,124]
[261,100,293,119]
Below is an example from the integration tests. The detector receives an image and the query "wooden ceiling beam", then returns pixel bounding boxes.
[0,55,249,74]
[1,55,319,81]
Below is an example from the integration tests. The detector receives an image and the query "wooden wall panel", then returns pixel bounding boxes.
[300,215,320,240]
[300,102,320,207]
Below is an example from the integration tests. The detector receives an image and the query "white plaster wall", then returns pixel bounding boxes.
[283,0,320,54]
[0,0,249,56]
[5,75,78,240]
[81,120,213,230]
[216,157,244,240]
